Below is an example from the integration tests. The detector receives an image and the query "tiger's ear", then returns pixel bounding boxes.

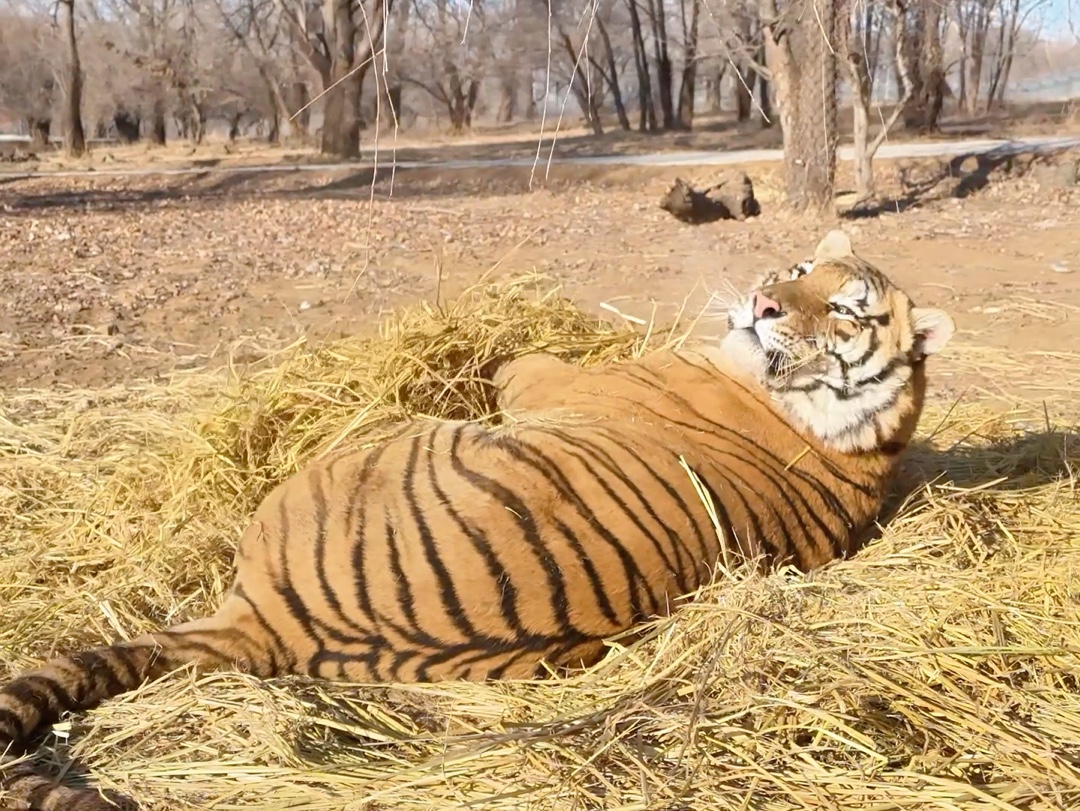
[813,230,854,262]
[911,307,955,358]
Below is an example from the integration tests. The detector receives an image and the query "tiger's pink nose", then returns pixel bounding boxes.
[753,292,783,320]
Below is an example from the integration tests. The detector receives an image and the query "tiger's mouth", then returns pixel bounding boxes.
[764,350,786,376]
[737,323,790,377]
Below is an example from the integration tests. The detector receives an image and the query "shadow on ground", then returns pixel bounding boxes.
[843,141,1077,218]
[864,420,1079,556]
[0,163,574,214]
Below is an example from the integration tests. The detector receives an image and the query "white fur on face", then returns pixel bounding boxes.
[718,259,915,452]
[714,232,953,451]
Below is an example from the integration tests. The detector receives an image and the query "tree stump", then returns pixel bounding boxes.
[659,171,761,224]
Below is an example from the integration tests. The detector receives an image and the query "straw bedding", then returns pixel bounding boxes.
[1,279,1077,810]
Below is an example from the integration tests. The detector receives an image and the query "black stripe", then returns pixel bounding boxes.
[632,382,872,520]
[698,460,789,563]
[232,582,293,673]
[500,440,658,622]
[311,470,354,632]
[273,496,332,674]
[74,650,130,698]
[573,425,713,567]
[345,425,418,630]
[104,646,144,686]
[600,365,859,535]
[626,354,878,498]
[385,509,423,633]
[2,679,75,732]
[690,462,781,565]
[621,398,844,565]
[434,426,527,637]
[386,648,423,681]
[0,708,29,744]
[447,432,581,634]
[547,429,694,593]
[405,426,478,641]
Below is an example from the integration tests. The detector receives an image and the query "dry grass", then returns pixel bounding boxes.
[1,279,1079,811]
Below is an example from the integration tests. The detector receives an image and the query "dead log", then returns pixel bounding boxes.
[659,171,761,224]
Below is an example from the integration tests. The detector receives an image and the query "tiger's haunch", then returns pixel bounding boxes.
[0,231,954,810]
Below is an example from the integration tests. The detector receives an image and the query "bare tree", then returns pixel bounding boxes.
[763,0,841,212]
[277,0,391,157]
[536,0,608,135]
[842,0,912,203]
[984,0,1048,108]
[55,0,87,155]
[216,0,295,140]
[627,0,658,131]
[731,10,760,122]
[647,0,676,128]
[675,0,700,127]
[405,0,488,132]
[954,0,992,111]
[0,13,56,147]
[592,2,632,130]
[897,0,947,131]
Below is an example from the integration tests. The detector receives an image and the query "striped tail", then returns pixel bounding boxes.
[1,601,272,811]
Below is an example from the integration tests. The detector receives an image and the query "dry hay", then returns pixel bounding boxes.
[1,278,1078,811]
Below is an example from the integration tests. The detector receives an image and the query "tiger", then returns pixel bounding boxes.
[0,230,954,811]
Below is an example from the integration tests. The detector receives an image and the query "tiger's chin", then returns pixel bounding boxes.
[718,327,799,387]
[719,327,769,381]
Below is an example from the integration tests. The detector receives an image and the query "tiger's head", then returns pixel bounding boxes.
[720,230,955,454]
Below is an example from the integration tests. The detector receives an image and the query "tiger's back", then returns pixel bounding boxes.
[232,346,888,683]
[0,231,954,810]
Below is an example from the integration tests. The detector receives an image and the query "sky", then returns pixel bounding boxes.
[1041,0,1080,42]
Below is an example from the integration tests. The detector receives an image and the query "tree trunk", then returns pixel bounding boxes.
[764,0,839,212]
[28,118,51,150]
[150,95,167,145]
[735,74,753,121]
[318,0,361,156]
[756,39,772,126]
[647,0,675,129]
[288,81,310,136]
[899,0,945,132]
[735,16,757,122]
[190,101,206,144]
[386,83,403,125]
[446,75,480,132]
[114,110,140,142]
[706,69,724,112]
[843,0,911,203]
[59,0,86,157]
[496,76,516,122]
[675,0,700,128]
[985,0,1020,110]
[627,0,656,132]
[597,16,632,130]
[524,69,537,118]
[551,26,605,135]
[321,74,361,157]
[228,113,243,142]
[964,2,990,113]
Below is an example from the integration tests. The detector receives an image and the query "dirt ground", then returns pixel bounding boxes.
[1,142,1079,419]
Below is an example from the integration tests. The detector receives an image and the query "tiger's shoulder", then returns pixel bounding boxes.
[491,343,760,426]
